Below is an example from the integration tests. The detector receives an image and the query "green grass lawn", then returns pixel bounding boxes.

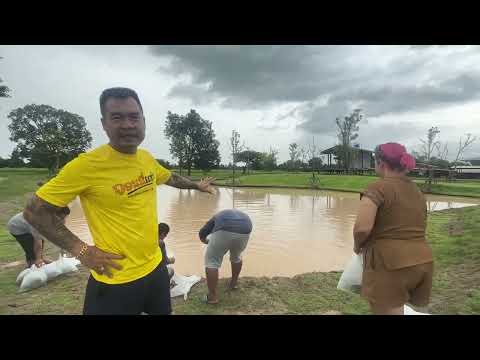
[220,173,377,192]
[213,172,480,198]
[0,168,479,314]
[173,169,279,181]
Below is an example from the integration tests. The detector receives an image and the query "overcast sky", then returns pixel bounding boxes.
[1,45,479,164]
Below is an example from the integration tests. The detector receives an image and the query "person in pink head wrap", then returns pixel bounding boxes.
[353,142,434,315]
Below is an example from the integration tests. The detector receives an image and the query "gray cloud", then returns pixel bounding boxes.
[167,83,217,106]
[2,45,479,164]
[295,71,480,139]
[296,100,352,135]
[149,45,366,108]
[149,45,480,137]
[332,72,480,117]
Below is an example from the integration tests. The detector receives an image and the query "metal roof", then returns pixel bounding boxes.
[320,145,373,155]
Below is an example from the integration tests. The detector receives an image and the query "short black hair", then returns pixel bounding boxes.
[158,223,170,235]
[99,87,143,117]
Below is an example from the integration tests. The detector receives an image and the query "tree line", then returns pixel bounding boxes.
[4,102,476,178]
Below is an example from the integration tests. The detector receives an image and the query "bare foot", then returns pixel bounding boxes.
[204,294,219,305]
[42,258,52,264]
[227,281,239,291]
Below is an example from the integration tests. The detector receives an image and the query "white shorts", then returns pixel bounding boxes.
[205,230,250,269]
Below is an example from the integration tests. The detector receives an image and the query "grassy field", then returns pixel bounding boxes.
[211,172,480,198]
[0,168,479,314]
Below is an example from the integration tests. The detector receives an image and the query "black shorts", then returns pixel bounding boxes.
[11,233,35,263]
[83,263,172,315]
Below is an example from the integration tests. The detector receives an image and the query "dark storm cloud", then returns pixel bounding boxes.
[149,45,480,134]
[149,45,364,107]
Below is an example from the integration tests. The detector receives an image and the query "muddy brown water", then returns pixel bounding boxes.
[65,187,480,277]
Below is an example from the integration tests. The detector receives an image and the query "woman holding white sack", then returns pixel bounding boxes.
[353,143,434,315]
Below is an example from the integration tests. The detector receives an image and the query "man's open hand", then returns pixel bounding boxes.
[198,177,216,194]
[79,246,125,278]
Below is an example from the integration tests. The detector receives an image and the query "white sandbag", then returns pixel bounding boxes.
[42,262,62,280]
[404,304,430,315]
[16,268,31,285]
[170,273,201,300]
[337,254,363,294]
[19,265,47,292]
[56,254,79,274]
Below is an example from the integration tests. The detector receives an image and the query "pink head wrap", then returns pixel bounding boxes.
[378,143,416,171]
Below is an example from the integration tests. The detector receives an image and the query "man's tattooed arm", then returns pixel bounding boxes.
[165,173,200,190]
[23,195,84,256]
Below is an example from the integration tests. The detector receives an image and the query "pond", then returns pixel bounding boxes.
[66,186,480,277]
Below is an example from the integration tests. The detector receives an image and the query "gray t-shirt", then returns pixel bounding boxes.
[199,209,252,239]
[7,212,41,237]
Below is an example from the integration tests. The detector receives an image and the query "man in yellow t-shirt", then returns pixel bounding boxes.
[24,87,215,315]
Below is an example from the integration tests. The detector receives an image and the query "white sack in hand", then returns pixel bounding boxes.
[337,254,363,294]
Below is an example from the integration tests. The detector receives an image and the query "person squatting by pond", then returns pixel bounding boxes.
[23,87,216,315]
[353,142,434,315]
[8,207,70,268]
[199,209,253,305]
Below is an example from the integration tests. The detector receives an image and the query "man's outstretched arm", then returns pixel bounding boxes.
[166,174,216,194]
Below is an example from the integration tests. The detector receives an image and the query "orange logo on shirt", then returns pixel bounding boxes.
[112,173,154,195]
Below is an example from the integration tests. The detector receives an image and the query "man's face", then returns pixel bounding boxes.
[159,232,168,241]
[101,97,146,153]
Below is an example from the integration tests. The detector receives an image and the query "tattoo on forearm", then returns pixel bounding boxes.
[24,195,82,254]
[166,173,199,190]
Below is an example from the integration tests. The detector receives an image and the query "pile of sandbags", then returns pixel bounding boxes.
[16,255,81,292]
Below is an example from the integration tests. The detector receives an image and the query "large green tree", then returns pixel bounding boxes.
[261,147,278,171]
[164,110,220,176]
[7,104,92,175]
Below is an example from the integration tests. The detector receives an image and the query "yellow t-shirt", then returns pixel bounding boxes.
[36,144,172,284]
